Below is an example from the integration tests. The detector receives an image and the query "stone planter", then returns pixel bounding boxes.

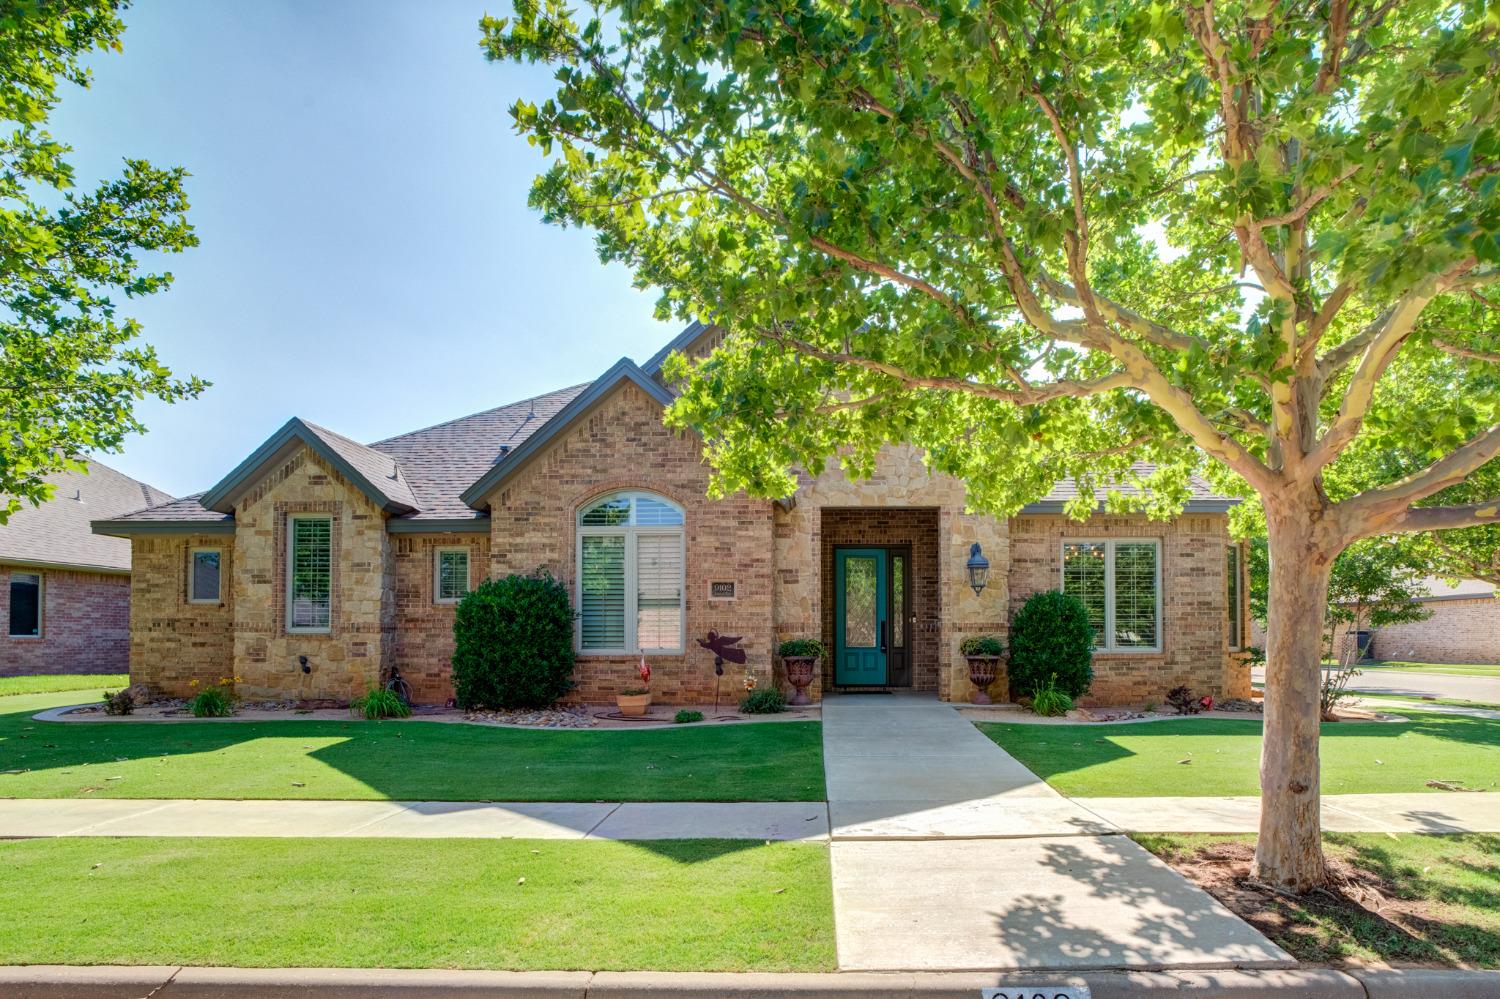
[965,656,1002,704]
[616,692,651,717]
[783,656,818,706]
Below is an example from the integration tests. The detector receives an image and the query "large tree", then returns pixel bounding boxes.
[1,0,203,521]
[486,0,1500,890]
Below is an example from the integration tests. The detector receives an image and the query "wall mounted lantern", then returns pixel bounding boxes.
[966,542,990,596]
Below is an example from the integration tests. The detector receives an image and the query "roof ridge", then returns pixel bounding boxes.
[370,382,594,446]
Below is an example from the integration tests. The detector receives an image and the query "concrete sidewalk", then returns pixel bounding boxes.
[0,797,829,841]
[8,963,1497,999]
[1077,792,1500,834]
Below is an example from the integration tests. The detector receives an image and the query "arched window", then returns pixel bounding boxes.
[577,491,685,653]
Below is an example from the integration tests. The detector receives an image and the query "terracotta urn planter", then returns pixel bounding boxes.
[616,691,651,717]
[782,656,818,706]
[965,656,1002,704]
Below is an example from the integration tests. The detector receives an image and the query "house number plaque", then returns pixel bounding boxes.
[709,580,736,599]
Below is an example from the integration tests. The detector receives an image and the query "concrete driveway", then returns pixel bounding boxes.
[821,694,1291,972]
[1252,665,1500,703]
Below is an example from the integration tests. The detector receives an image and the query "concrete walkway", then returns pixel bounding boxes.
[820,695,1292,972]
[0,797,828,841]
[1077,791,1500,834]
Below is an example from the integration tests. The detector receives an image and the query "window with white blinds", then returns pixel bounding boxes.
[1061,539,1161,652]
[577,492,684,653]
[287,516,332,633]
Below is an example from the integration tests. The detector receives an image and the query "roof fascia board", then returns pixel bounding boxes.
[460,358,675,509]
[1017,498,1240,515]
[641,320,707,375]
[0,556,132,576]
[200,418,415,516]
[91,520,236,538]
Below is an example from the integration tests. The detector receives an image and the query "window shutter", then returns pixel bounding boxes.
[635,533,683,651]
[580,534,626,649]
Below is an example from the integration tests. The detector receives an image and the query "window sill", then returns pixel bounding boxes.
[1093,649,1164,656]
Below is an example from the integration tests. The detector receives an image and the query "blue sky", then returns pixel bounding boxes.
[59,0,678,497]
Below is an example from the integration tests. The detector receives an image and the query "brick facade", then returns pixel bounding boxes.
[124,536,234,695]
[1,565,131,676]
[484,380,775,704]
[391,532,489,704]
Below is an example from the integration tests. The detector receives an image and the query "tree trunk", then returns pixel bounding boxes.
[1253,510,1335,892]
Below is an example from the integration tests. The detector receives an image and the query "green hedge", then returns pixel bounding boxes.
[1007,590,1094,699]
[452,573,576,710]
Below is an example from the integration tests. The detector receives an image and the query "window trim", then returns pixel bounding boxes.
[188,548,222,604]
[7,570,42,639]
[285,514,333,635]
[1227,543,1244,651]
[433,546,471,605]
[575,491,686,655]
[1059,538,1163,654]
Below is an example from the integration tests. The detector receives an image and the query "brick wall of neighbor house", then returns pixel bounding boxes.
[773,445,1010,703]
[231,448,393,702]
[1008,513,1247,705]
[1366,597,1500,664]
[391,532,490,704]
[123,537,234,696]
[485,380,775,705]
[1,566,131,676]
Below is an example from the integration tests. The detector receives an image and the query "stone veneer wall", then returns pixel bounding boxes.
[485,381,774,705]
[230,448,393,702]
[391,532,490,703]
[818,508,941,693]
[1008,513,1247,704]
[1,565,132,676]
[772,445,1010,703]
[123,536,234,696]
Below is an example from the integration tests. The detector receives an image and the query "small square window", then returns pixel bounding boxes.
[435,548,470,603]
[8,572,41,638]
[189,549,221,604]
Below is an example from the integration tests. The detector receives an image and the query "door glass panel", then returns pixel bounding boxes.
[843,555,878,648]
[891,555,904,648]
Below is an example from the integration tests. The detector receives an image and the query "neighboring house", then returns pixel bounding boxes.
[1359,578,1498,665]
[93,324,1251,706]
[1,461,173,676]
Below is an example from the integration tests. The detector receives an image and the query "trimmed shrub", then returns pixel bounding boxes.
[351,685,412,720]
[739,688,787,714]
[960,634,1004,657]
[452,572,576,710]
[1008,590,1094,699]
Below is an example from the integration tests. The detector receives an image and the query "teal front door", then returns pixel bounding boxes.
[835,548,888,685]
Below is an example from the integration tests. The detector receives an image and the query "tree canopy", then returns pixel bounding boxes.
[0,0,203,521]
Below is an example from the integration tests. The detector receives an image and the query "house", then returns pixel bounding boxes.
[93,323,1252,706]
[2,460,173,676]
[1309,578,1500,665]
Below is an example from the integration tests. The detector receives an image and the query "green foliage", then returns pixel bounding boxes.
[777,638,826,659]
[1029,676,1074,717]
[739,688,787,714]
[674,709,704,724]
[0,0,205,522]
[452,573,576,710]
[102,689,134,716]
[187,685,234,718]
[350,686,411,720]
[960,635,1004,658]
[1008,591,1095,699]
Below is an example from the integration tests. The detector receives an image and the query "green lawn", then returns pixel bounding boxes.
[1364,660,1500,678]
[1137,833,1500,968]
[0,837,835,971]
[0,674,128,697]
[0,691,825,801]
[976,711,1500,797]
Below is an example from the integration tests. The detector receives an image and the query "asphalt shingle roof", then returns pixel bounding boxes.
[1029,461,1229,508]
[1,460,173,571]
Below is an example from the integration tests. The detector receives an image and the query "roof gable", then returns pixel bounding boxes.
[641,320,709,376]
[199,417,418,516]
[459,358,675,509]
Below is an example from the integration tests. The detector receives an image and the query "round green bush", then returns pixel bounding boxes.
[777,638,826,659]
[451,572,576,710]
[1007,590,1094,699]
[960,634,1004,657]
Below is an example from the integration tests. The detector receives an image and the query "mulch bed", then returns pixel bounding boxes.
[1155,840,1454,967]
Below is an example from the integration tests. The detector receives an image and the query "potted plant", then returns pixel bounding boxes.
[616,653,652,716]
[777,638,825,706]
[960,635,1005,704]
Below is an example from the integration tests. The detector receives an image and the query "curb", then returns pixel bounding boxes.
[3,966,1497,998]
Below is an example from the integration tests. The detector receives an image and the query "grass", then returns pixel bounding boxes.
[0,674,128,697]
[1137,833,1500,968]
[976,710,1500,797]
[0,690,825,801]
[1363,660,1500,678]
[0,837,835,971]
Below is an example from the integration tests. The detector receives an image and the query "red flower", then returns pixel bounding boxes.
[638,653,651,688]
[1200,695,1214,711]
